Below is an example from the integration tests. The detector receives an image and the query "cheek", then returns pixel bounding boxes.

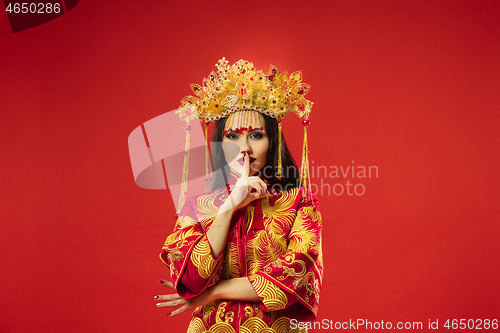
[221,140,240,163]
[255,139,269,161]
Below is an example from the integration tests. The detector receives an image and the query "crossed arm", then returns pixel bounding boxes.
[155,277,260,316]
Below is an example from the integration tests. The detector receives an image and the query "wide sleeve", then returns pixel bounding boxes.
[248,192,323,320]
[159,197,224,299]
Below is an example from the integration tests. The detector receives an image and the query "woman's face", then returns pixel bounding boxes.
[222,113,269,176]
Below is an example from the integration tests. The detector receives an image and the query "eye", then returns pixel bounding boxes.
[225,133,239,140]
[249,132,263,139]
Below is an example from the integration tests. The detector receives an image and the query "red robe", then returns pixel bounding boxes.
[160,178,323,333]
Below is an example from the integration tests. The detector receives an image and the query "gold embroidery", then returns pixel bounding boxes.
[279,256,307,279]
[243,304,263,320]
[188,309,308,332]
[176,187,320,332]
[244,306,253,318]
[292,271,317,302]
[271,316,307,333]
[161,223,200,272]
[224,311,234,323]
[202,300,218,328]
[215,301,228,324]
[240,317,271,333]
[249,275,288,311]
[246,190,299,275]
[178,215,198,228]
[163,225,199,253]
[222,239,240,279]
[191,236,220,279]
[239,316,308,333]
[287,206,322,254]
[186,317,206,333]
[196,189,223,221]
[246,205,255,233]
[261,190,297,233]
[205,322,235,333]
[253,302,263,319]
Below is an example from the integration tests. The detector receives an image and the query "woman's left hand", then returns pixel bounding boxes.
[154,280,216,317]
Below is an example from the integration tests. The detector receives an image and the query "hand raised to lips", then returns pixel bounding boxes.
[237,156,256,166]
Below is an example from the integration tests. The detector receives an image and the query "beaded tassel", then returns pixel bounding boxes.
[300,119,311,200]
[177,124,191,214]
[204,120,212,192]
[224,111,264,135]
[277,119,283,180]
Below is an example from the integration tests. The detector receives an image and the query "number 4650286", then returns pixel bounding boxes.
[5,3,61,14]
[444,319,498,329]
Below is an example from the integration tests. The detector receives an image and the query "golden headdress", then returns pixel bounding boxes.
[176,58,313,213]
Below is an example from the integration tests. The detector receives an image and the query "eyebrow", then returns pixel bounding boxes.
[248,128,265,133]
[224,128,265,136]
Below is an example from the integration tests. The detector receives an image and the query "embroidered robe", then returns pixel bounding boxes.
[160,184,323,333]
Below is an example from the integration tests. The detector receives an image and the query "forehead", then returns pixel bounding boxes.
[224,111,265,131]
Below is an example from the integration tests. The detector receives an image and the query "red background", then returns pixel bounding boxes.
[1,1,499,332]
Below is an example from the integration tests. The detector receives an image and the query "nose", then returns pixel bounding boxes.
[238,137,251,154]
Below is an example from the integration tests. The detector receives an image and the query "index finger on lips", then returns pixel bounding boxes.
[244,152,250,178]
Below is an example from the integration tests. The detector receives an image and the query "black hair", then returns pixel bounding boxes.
[210,114,300,191]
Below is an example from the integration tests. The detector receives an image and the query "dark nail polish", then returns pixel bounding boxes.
[167,312,172,316]
[153,295,159,299]
[159,280,164,284]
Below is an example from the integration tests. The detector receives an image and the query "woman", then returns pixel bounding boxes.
[155,58,323,333]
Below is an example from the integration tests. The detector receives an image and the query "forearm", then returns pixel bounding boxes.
[206,200,235,257]
[212,277,260,302]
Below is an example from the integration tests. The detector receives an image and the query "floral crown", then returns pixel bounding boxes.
[177,57,313,123]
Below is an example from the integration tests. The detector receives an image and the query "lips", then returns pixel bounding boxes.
[237,156,256,166]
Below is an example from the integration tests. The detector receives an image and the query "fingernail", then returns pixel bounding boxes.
[156,303,162,307]
[159,280,164,284]
[242,151,246,157]
[167,312,172,316]
[153,295,159,299]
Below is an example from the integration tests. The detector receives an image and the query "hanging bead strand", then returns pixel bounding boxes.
[277,118,283,180]
[177,123,192,214]
[300,119,311,200]
[204,119,212,192]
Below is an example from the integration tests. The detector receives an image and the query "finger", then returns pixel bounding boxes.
[256,177,268,193]
[248,176,267,189]
[159,280,175,289]
[247,178,266,195]
[168,304,190,317]
[243,152,250,178]
[153,293,182,301]
[156,298,187,308]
